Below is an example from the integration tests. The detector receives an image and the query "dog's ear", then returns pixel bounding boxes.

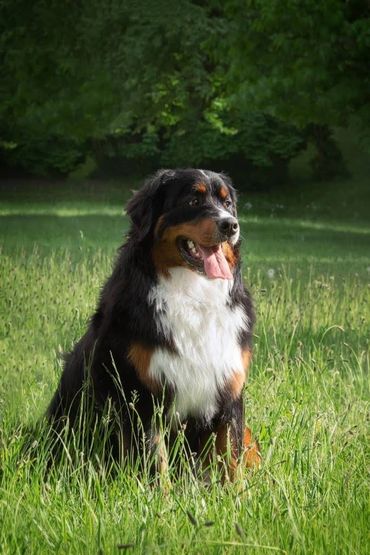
[126,170,174,241]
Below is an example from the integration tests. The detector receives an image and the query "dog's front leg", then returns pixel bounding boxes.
[147,428,168,475]
[213,410,244,482]
[196,398,243,481]
[200,398,260,481]
[146,419,172,490]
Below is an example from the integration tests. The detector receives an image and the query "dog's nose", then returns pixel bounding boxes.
[217,217,239,238]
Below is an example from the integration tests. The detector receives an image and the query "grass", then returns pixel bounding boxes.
[0,163,369,553]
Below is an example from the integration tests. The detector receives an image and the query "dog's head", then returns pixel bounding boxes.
[126,169,240,280]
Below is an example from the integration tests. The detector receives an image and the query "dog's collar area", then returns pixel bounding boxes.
[177,237,233,280]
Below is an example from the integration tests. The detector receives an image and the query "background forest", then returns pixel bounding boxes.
[1,0,369,185]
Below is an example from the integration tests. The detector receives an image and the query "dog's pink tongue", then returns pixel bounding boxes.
[197,244,233,280]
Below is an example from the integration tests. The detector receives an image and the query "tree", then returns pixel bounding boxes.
[221,0,370,155]
[9,1,367,182]
[0,0,307,182]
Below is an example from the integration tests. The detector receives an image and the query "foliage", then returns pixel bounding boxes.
[95,111,305,187]
[223,0,370,137]
[305,124,349,181]
[1,135,86,175]
[0,1,305,181]
[0,1,368,179]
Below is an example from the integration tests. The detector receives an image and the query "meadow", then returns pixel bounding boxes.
[0,163,369,553]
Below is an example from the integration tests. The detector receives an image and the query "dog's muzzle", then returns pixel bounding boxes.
[217,217,239,240]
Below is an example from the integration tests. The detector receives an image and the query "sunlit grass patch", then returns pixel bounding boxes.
[0,179,369,553]
[0,245,368,553]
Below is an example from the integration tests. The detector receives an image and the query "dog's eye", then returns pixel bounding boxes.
[189,198,199,207]
[224,199,232,209]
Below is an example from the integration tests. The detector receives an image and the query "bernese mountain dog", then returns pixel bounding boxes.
[47,169,260,478]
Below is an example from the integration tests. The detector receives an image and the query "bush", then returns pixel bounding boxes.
[93,112,305,189]
[0,135,86,176]
[305,124,349,181]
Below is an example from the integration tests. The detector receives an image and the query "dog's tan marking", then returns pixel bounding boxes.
[242,348,252,373]
[227,349,251,399]
[200,423,261,480]
[218,185,229,200]
[152,236,186,277]
[194,182,207,194]
[198,423,238,481]
[228,371,246,399]
[128,343,159,393]
[215,423,239,480]
[243,426,261,468]
[161,219,219,246]
[222,242,237,269]
[152,219,220,276]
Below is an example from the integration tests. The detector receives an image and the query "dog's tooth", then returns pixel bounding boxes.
[188,240,195,249]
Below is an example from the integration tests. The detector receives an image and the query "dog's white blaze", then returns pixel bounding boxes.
[148,268,248,422]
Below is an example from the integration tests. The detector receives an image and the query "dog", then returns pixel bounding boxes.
[47,169,260,477]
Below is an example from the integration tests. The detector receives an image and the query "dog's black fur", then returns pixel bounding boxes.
[47,169,256,472]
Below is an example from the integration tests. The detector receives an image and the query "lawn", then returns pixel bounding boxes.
[0,166,369,554]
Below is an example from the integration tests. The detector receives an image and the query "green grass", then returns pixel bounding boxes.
[0,169,369,554]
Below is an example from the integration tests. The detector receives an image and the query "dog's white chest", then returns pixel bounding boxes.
[148,268,248,421]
